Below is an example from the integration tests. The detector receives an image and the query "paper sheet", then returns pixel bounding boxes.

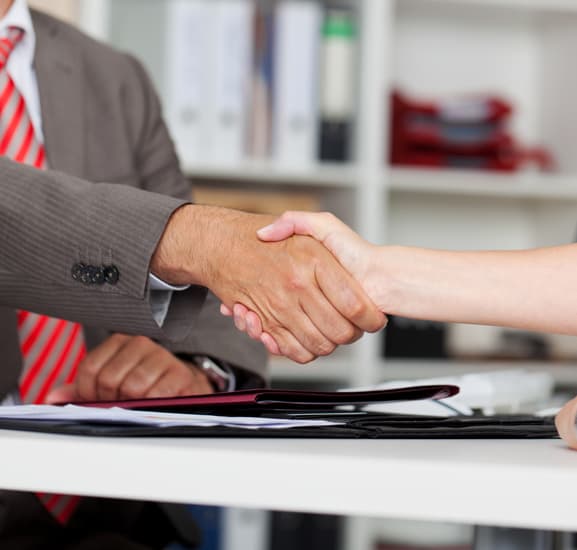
[0,404,340,430]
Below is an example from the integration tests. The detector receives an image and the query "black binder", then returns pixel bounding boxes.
[0,380,557,441]
[0,413,557,438]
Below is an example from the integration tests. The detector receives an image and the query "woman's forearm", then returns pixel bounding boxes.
[376,244,577,335]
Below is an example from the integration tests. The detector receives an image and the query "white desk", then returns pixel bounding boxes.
[0,430,574,532]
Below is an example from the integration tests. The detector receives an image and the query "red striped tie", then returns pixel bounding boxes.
[1,27,84,524]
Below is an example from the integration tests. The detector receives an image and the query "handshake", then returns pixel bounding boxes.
[220,212,388,360]
[154,203,577,363]
[152,207,388,364]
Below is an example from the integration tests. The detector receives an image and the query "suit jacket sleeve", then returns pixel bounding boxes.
[0,155,206,340]
[117,54,268,385]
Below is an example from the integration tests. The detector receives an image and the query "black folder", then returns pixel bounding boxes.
[0,412,557,438]
[0,385,558,439]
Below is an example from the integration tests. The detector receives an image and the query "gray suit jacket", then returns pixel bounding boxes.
[0,10,267,398]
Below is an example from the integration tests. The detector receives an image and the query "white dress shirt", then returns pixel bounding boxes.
[2,0,187,326]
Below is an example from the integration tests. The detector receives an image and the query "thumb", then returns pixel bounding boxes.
[45,384,76,405]
[257,211,335,243]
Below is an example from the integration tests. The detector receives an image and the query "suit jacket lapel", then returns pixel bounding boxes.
[32,11,84,176]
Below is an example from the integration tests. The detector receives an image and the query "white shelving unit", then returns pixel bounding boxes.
[389,168,577,200]
[75,0,577,380]
[181,161,358,187]
[70,1,577,548]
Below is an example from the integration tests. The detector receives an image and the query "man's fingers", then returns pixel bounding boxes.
[228,307,285,355]
[118,353,170,400]
[220,304,233,316]
[267,325,317,364]
[315,259,386,333]
[233,303,249,332]
[45,384,76,404]
[260,333,281,355]
[145,364,212,398]
[245,310,263,339]
[301,287,364,347]
[223,303,263,340]
[92,336,157,401]
[75,334,131,401]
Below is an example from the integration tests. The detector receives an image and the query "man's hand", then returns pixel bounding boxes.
[151,206,386,363]
[221,211,386,355]
[46,334,213,403]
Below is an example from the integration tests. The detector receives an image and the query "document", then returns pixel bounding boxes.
[0,404,340,430]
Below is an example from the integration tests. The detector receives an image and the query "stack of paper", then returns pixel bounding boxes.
[0,405,340,430]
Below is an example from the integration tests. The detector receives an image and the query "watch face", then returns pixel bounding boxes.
[195,356,232,392]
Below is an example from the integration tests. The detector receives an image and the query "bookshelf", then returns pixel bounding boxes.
[92,0,577,376]
[68,0,577,548]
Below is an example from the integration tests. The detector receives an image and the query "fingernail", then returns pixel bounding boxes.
[257,224,274,237]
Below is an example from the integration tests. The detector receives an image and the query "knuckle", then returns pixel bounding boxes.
[365,312,387,333]
[152,382,178,399]
[121,378,146,399]
[287,274,306,292]
[372,317,387,333]
[347,299,368,320]
[333,324,356,345]
[132,335,152,348]
[81,358,100,377]
[97,373,118,393]
[293,350,315,364]
[280,342,313,364]
[315,338,336,357]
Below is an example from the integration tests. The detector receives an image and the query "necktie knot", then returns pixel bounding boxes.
[0,27,24,70]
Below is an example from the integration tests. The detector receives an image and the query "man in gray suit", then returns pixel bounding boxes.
[0,1,269,548]
[0,2,384,548]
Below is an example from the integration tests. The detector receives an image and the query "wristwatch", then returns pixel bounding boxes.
[192,355,234,392]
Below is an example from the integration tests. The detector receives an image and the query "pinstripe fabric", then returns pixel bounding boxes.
[1,26,84,525]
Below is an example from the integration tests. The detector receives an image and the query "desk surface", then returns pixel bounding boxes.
[0,430,574,531]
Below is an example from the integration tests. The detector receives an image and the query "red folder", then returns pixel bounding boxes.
[71,385,459,413]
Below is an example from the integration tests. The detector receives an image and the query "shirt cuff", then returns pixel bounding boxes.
[148,273,190,327]
[149,272,190,291]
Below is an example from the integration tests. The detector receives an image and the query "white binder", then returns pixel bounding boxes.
[273,1,322,169]
[164,0,212,166]
[205,0,253,165]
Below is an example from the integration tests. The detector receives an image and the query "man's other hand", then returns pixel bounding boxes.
[46,334,213,403]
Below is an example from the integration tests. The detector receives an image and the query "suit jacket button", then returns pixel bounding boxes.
[89,266,105,285]
[103,265,120,285]
[71,263,85,281]
[80,266,93,285]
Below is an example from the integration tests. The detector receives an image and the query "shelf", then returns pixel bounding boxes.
[402,0,577,14]
[379,359,577,386]
[270,356,352,384]
[270,357,577,388]
[182,161,357,188]
[388,167,577,200]
[184,163,577,201]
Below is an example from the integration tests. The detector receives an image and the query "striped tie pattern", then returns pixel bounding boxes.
[1,27,84,524]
